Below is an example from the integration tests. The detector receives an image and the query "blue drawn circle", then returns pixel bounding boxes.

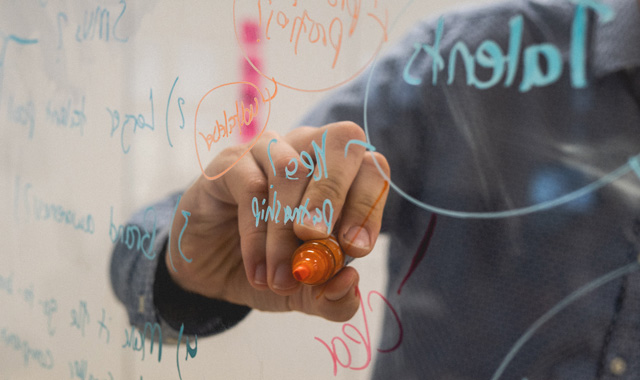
[361,1,639,219]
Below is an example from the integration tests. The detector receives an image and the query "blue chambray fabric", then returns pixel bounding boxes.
[301,0,640,379]
[111,0,640,378]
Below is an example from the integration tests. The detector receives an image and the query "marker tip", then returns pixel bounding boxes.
[293,264,311,281]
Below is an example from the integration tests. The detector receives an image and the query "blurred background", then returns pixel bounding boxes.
[0,0,496,379]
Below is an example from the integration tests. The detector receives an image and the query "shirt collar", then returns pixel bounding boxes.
[592,0,640,77]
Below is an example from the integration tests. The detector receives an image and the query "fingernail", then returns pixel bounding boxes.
[273,263,297,290]
[344,226,370,249]
[254,263,267,286]
[302,214,328,235]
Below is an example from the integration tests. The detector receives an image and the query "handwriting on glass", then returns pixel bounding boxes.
[403,0,614,91]
[315,289,403,376]
[252,129,333,233]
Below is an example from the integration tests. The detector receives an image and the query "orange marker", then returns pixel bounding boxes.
[291,236,347,285]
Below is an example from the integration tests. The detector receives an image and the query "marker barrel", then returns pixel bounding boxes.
[291,236,346,285]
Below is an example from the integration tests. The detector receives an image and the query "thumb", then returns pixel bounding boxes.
[300,267,361,322]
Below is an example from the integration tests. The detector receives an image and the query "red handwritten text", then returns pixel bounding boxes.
[315,289,403,376]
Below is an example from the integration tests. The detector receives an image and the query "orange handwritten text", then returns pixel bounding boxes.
[256,0,387,69]
[194,80,275,180]
[198,97,259,150]
[315,289,403,376]
[235,0,389,92]
[326,0,389,41]
[263,3,343,69]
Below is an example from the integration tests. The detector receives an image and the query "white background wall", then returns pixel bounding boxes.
[0,0,496,379]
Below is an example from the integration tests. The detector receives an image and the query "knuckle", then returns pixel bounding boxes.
[286,126,315,139]
[242,226,266,243]
[213,145,251,173]
[337,120,365,137]
[215,145,243,166]
[260,130,281,142]
[333,121,366,144]
[268,222,295,236]
[294,161,312,178]
[272,154,299,176]
[350,196,384,220]
[243,176,269,195]
[311,176,345,203]
[363,151,391,177]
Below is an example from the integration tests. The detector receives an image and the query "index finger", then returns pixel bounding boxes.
[285,122,368,241]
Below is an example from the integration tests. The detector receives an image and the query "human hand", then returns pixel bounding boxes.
[166,121,390,322]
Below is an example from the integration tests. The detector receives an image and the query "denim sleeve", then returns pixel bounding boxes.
[109,192,251,342]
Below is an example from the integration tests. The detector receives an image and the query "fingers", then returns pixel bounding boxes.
[164,145,270,300]
[202,121,389,317]
[233,265,361,322]
[251,133,312,294]
[200,132,308,294]
[337,152,390,258]
[211,146,270,290]
[292,267,361,322]
[287,122,390,260]
[287,122,369,241]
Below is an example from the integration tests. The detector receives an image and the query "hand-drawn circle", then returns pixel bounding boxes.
[361,1,639,219]
[233,0,387,93]
[489,262,639,380]
[194,81,272,180]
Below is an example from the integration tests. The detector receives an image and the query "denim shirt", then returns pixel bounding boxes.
[111,0,640,379]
